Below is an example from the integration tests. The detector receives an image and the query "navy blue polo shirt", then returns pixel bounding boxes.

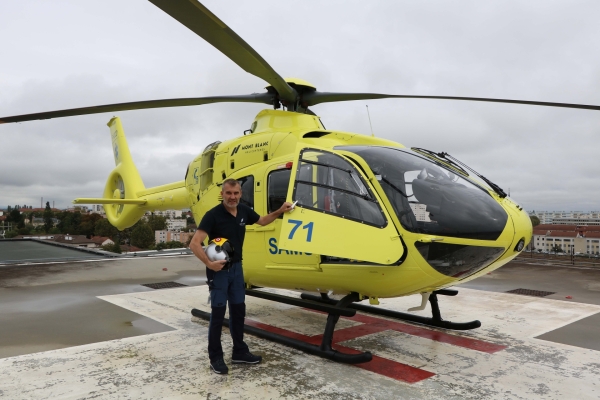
[197,203,260,263]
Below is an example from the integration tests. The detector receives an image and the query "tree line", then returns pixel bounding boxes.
[2,202,192,251]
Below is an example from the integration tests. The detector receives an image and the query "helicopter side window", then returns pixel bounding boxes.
[237,175,254,209]
[267,168,291,217]
[294,149,386,227]
[199,141,220,191]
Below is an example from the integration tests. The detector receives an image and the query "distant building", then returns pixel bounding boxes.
[166,219,187,231]
[121,244,142,253]
[90,236,114,247]
[531,224,600,255]
[409,203,431,222]
[155,230,193,245]
[529,211,600,225]
[66,206,89,213]
[31,217,60,227]
[146,210,183,219]
[89,205,105,215]
[15,234,97,248]
[21,207,61,214]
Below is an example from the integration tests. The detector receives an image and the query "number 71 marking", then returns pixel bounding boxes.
[287,219,314,242]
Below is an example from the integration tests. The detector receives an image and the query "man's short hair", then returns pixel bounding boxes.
[222,178,241,189]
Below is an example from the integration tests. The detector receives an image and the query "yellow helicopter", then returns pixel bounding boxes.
[3,0,600,363]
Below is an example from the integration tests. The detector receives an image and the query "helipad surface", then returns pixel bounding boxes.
[1,281,598,399]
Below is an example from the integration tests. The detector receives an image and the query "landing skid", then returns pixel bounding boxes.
[191,291,372,364]
[301,289,481,331]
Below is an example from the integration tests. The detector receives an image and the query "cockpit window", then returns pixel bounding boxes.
[293,149,386,227]
[336,146,508,240]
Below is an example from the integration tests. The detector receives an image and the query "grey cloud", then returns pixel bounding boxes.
[1,0,599,211]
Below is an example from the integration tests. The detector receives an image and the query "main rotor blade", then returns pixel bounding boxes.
[304,92,600,111]
[0,94,273,124]
[149,0,297,104]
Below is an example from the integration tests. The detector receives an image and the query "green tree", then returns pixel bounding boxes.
[71,212,82,234]
[94,218,120,240]
[43,202,54,232]
[101,242,122,254]
[79,213,103,238]
[147,214,167,231]
[56,211,71,233]
[155,241,185,250]
[5,230,18,238]
[6,208,22,224]
[130,222,155,249]
[530,215,540,227]
[17,225,32,235]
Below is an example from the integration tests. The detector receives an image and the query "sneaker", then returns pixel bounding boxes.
[232,352,262,364]
[210,358,229,374]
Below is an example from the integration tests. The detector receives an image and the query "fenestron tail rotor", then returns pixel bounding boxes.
[116,176,125,216]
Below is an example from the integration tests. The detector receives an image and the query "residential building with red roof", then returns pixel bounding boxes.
[532,224,600,255]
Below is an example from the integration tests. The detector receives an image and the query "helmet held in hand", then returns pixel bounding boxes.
[205,238,234,270]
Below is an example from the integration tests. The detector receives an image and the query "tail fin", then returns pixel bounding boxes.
[102,117,147,229]
[74,117,188,230]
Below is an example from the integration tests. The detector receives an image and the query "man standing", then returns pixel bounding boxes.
[190,178,293,374]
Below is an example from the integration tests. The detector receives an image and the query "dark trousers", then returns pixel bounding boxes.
[207,262,249,361]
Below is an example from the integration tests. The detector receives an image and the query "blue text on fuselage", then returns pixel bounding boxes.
[268,238,312,256]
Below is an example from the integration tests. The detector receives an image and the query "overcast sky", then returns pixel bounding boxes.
[1,0,599,212]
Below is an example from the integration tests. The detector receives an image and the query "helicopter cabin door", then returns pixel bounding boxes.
[278,146,404,265]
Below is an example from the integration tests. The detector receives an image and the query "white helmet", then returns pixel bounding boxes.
[204,238,234,270]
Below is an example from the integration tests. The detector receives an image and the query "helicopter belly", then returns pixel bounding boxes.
[243,254,457,299]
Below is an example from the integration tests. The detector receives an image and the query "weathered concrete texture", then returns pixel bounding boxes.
[0,286,598,399]
[0,256,204,358]
[460,262,600,306]
[536,312,600,351]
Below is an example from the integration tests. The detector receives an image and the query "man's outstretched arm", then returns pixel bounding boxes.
[256,202,294,226]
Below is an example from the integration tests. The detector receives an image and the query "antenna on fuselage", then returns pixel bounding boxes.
[366,105,374,137]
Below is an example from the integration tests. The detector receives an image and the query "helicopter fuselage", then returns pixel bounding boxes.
[180,108,532,301]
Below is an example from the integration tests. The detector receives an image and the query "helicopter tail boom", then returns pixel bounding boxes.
[73,117,189,230]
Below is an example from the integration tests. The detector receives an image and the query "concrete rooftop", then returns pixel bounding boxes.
[0,243,599,399]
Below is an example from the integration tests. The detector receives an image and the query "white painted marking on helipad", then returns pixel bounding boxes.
[0,286,598,399]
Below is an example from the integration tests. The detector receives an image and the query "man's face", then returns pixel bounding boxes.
[222,183,242,210]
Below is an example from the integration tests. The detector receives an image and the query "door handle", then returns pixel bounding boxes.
[417,236,444,243]
[246,226,275,232]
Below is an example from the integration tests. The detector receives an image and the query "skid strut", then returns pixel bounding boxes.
[302,289,481,331]
[191,291,372,364]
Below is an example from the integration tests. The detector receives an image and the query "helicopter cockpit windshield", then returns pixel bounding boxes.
[336,146,508,240]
